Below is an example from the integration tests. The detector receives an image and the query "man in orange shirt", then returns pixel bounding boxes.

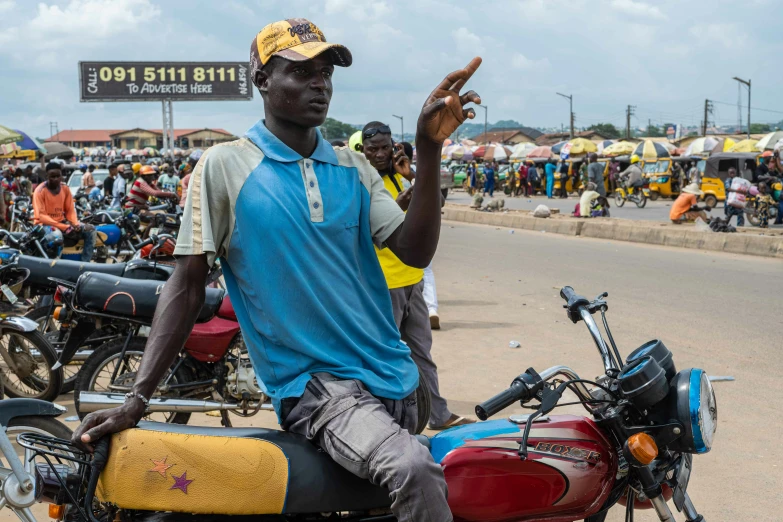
[33,163,96,261]
[670,183,708,224]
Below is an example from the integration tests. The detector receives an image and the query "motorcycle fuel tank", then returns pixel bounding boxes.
[432,415,616,522]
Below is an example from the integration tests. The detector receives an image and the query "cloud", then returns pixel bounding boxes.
[511,53,550,71]
[610,0,666,21]
[325,0,391,21]
[0,0,14,13]
[689,23,747,47]
[32,0,161,43]
[451,27,484,55]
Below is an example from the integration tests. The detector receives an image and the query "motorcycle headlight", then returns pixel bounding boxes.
[667,369,718,454]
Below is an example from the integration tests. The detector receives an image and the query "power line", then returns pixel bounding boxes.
[712,100,783,116]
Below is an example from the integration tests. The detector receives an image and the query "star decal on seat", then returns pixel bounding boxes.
[148,457,174,477]
[170,471,194,494]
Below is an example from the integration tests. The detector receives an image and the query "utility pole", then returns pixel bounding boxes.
[556,92,574,139]
[478,104,488,144]
[702,99,713,136]
[626,105,636,139]
[392,114,403,142]
[733,77,751,138]
[49,122,59,139]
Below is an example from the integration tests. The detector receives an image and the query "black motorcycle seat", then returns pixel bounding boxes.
[133,421,415,514]
[74,272,222,323]
[18,255,126,291]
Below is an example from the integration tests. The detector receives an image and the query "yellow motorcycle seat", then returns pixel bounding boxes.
[97,428,289,515]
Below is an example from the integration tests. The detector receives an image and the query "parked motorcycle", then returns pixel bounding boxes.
[8,286,714,522]
[0,250,63,402]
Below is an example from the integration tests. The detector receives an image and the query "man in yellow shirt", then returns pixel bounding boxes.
[362,121,473,430]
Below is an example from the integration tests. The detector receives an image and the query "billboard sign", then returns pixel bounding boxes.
[79,61,253,102]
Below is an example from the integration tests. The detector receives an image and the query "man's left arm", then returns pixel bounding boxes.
[384,57,482,268]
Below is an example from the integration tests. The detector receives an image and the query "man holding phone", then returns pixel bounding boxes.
[362,122,474,431]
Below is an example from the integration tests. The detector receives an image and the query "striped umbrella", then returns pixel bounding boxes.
[684,137,719,156]
[527,146,553,159]
[633,140,671,161]
[550,141,569,155]
[0,142,22,155]
[709,137,736,155]
[728,139,759,153]
[595,140,616,155]
[0,125,23,146]
[755,131,783,151]
[509,142,536,160]
[601,141,636,157]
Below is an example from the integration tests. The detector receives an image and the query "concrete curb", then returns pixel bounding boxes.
[443,208,783,259]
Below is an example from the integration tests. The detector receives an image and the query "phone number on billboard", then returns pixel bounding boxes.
[97,66,239,83]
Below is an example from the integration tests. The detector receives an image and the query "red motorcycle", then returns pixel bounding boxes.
[25,286,714,522]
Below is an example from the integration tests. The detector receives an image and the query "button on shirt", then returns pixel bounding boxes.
[174,120,418,414]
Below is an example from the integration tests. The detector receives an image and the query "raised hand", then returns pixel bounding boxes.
[417,57,482,144]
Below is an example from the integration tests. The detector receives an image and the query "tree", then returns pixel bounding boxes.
[320,118,358,141]
[749,123,771,134]
[586,123,620,139]
[645,124,665,137]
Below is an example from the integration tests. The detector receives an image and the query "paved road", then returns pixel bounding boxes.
[14,222,781,522]
[446,188,783,229]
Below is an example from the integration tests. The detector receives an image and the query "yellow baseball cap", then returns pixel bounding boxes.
[250,18,352,78]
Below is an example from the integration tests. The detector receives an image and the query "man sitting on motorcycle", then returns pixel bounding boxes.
[33,162,96,262]
[617,154,644,196]
[124,165,178,213]
[74,19,481,522]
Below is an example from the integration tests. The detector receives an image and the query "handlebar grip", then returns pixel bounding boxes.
[134,237,154,250]
[475,381,529,421]
[560,286,576,302]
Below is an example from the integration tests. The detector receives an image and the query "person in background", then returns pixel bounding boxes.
[558,161,569,198]
[755,182,774,228]
[125,165,177,212]
[88,181,103,202]
[362,121,471,430]
[587,153,606,197]
[723,167,745,227]
[81,164,95,191]
[618,155,644,196]
[579,182,600,217]
[516,161,528,197]
[104,163,118,199]
[527,160,539,195]
[157,164,180,193]
[483,161,495,197]
[754,157,768,183]
[111,165,131,209]
[467,161,478,195]
[671,161,684,194]
[670,183,708,224]
[33,162,95,261]
[545,159,556,198]
[177,157,199,208]
[578,160,588,191]
[687,161,701,186]
[608,159,619,193]
[505,164,516,197]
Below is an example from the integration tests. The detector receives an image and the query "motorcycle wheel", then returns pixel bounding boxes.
[746,208,761,227]
[635,193,647,208]
[703,194,718,209]
[649,191,660,201]
[25,307,85,394]
[74,337,191,425]
[414,367,432,435]
[0,330,63,402]
[614,192,625,207]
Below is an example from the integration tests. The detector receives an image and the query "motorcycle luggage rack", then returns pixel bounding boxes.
[16,433,95,522]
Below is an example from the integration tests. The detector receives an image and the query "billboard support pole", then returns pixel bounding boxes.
[167,99,175,159]
[161,100,169,157]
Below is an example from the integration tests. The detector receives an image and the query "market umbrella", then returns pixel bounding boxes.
[755,131,783,151]
[0,142,22,155]
[709,137,736,155]
[728,138,759,153]
[595,140,615,155]
[144,147,158,157]
[460,139,477,147]
[633,140,671,161]
[442,139,453,147]
[447,144,473,161]
[14,130,47,155]
[568,137,598,155]
[0,126,23,146]
[43,142,74,160]
[509,142,536,160]
[601,141,636,157]
[684,137,720,156]
[189,149,204,162]
[527,145,552,159]
[479,143,511,161]
[550,141,569,155]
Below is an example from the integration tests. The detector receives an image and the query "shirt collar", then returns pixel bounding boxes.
[245,119,338,166]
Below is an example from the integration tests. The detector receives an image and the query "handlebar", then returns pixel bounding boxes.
[476,380,533,421]
[559,286,617,372]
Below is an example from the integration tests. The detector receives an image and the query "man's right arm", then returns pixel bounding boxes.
[72,254,210,450]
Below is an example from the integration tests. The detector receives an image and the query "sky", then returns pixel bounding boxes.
[2,0,782,140]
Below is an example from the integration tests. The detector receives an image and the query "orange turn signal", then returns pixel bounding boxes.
[53,306,63,321]
[48,504,65,520]
[627,433,658,465]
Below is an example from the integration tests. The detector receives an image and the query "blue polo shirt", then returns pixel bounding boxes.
[174,120,419,414]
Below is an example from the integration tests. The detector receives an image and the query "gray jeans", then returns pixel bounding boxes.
[389,281,451,427]
[282,373,452,522]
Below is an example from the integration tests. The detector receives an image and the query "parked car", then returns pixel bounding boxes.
[67,169,110,196]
